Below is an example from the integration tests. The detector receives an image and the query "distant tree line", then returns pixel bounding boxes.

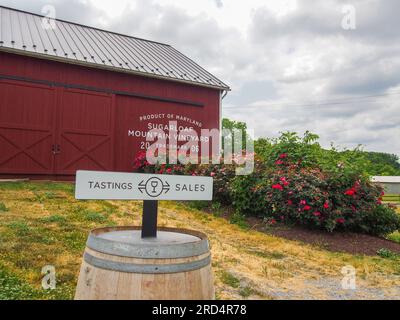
[222,118,400,176]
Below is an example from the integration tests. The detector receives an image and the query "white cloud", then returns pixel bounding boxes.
[2,0,399,155]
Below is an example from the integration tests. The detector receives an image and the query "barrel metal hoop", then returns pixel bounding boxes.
[84,252,211,274]
[87,235,209,259]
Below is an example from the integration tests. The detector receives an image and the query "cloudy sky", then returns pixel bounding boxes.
[1,0,399,155]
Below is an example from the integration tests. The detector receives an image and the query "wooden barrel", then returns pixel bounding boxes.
[75,226,214,300]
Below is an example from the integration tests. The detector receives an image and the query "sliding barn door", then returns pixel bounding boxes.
[0,79,57,174]
[55,88,114,175]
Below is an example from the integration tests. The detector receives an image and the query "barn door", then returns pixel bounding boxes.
[54,88,114,175]
[0,79,57,174]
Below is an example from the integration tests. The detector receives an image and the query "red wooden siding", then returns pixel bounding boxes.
[0,52,221,178]
[114,95,219,172]
[0,79,56,174]
[55,89,114,174]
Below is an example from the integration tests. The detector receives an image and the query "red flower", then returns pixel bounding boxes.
[210,172,216,177]
[275,160,284,165]
[272,184,283,190]
[344,188,356,196]
[323,201,329,209]
[287,200,293,205]
[313,212,321,217]
[303,205,311,211]
[336,218,345,224]
[300,200,307,205]
[166,168,172,174]
[279,153,288,159]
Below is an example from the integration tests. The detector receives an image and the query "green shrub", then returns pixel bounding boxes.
[357,205,400,236]
[133,131,400,236]
[266,157,399,235]
[230,174,272,217]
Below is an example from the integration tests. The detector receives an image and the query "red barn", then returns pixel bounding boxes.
[0,6,229,180]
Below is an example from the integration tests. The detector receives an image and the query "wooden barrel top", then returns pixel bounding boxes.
[86,226,210,259]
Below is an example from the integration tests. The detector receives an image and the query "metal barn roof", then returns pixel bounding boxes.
[0,6,229,90]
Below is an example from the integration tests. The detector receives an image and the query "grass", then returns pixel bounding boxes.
[219,270,240,288]
[0,181,399,300]
[387,231,400,244]
[382,194,400,203]
[387,207,400,244]
[0,202,8,212]
[377,248,399,259]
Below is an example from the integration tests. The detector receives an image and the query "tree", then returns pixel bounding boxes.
[222,118,252,153]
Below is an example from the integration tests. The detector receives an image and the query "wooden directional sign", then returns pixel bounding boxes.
[75,170,213,201]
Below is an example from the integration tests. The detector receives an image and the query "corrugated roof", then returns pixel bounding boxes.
[0,6,229,90]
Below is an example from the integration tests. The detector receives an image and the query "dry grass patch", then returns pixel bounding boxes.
[0,182,399,300]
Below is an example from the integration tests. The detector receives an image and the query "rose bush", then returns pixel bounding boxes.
[133,149,400,236]
[265,154,400,235]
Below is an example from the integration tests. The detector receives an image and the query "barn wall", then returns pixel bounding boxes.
[0,52,220,105]
[0,52,221,179]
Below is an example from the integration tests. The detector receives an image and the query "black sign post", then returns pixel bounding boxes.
[141,200,158,238]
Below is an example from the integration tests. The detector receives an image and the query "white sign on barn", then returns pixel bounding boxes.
[75,170,213,201]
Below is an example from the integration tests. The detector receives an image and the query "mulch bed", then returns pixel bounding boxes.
[245,217,400,256]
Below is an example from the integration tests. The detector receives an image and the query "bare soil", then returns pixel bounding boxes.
[246,217,400,256]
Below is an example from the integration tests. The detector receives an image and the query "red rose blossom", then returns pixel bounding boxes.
[272,184,283,190]
[344,188,356,196]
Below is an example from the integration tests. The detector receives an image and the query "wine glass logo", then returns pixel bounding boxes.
[150,180,159,194]
[138,177,170,197]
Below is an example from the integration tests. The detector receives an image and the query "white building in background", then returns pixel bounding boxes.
[371,176,400,194]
